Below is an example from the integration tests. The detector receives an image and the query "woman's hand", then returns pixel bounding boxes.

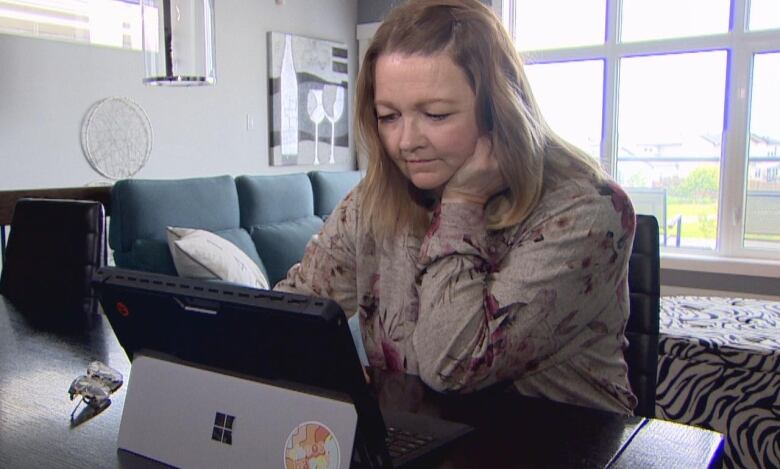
[441,135,506,205]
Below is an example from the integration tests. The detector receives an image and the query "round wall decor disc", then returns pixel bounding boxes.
[81,97,152,179]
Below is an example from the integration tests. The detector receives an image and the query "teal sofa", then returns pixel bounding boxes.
[109,170,362,287]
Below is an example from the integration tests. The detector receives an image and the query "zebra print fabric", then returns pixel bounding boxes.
[656,296,780,469]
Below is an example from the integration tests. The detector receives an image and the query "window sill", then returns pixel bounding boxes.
[661,252,780,279]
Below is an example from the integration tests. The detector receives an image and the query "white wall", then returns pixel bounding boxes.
[0,0,358,190]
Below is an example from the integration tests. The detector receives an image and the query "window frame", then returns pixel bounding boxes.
[0,0,142,51]
[500,0,780,275]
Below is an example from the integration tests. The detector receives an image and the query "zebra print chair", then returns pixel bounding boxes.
[625,214,660,418]
[657,297,780,467]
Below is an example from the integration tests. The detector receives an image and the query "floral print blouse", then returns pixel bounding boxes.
[275,174,638,415]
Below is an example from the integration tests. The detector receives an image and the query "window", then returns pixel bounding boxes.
[514,0,605,51]
[745,52,780,249]
[0,0,142,50]
[617,52,726,250]
[525,60,604,159]
[620,0,730,43]
[507,0,780,263]
[748,0,780,31]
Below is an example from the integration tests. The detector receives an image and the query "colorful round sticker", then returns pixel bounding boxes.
[284,421,340,469]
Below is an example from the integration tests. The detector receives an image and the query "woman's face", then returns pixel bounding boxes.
[374,52,481,192]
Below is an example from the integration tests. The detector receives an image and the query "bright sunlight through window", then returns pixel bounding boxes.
[509,0,780,260]
[0,0,142,50]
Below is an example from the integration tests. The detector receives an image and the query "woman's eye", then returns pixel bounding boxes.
[376,113,398,123]
[426,113,450,121]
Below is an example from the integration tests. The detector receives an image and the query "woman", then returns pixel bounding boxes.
[276,0,637,415]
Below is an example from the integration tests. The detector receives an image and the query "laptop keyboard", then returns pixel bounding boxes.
[385,426,435,459]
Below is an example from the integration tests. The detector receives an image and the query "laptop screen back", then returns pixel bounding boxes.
[92,267,391,467]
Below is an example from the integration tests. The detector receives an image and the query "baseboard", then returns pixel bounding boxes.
[661,285,780,302]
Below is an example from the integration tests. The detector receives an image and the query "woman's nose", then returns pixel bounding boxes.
[399,117,424,153]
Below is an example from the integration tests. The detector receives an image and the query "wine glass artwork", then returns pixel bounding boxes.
[323,85,345,164]
[269,33,348,166]
[307,89,326,165]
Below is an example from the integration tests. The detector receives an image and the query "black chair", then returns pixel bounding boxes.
[625,214,661,418]
[0,198,105,328]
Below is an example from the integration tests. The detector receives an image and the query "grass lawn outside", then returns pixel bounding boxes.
[666,201,780,244]
[667,201,718,241]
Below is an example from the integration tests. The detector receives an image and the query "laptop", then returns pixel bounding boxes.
[92,267,472,468]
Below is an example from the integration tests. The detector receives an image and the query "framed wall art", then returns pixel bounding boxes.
[268,32,349,166]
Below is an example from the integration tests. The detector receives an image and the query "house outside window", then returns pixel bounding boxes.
[506,0,780,263]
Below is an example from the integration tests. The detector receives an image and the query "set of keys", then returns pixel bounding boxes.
[68,361,123,421]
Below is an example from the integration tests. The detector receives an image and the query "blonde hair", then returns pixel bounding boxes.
[355,0,606,238]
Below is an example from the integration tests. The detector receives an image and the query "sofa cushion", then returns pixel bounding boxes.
[122,239,176,274]
[236,173,322,286]
[110,175,241,254]
[308,170,362,220]
[167,227,269,289]
[249,216,323,287]
[235,173,315,227]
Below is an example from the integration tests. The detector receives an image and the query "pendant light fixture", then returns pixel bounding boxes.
[141,0,216,86]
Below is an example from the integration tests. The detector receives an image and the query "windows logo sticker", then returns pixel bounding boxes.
[212,412,235,445]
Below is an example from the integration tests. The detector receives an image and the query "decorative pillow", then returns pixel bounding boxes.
[166,227,269,289]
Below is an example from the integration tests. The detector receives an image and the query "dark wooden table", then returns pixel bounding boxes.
[0,296,723,468]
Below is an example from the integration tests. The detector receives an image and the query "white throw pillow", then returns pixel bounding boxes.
[166,227,269,289]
